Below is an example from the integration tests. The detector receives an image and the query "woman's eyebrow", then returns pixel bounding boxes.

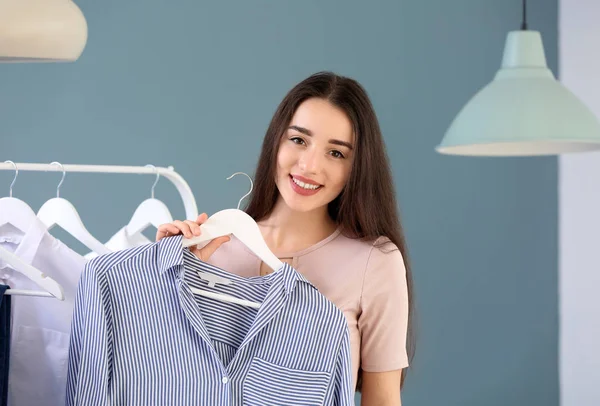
[329,139,353,150]
[288,125,312,136]
[289,125,353,150]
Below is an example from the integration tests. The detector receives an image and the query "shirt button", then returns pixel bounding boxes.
[222,377,229,384]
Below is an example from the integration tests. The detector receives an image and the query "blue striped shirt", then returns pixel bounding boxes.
[66,234,353,405]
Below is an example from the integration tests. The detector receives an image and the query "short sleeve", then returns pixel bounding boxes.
[358,239,409,372]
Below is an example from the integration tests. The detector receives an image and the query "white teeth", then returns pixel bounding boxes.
[292,177,320,190]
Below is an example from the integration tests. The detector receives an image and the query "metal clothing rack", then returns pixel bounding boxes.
[0,162,199,220]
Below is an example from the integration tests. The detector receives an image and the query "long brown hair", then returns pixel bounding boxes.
[245,71,415,391]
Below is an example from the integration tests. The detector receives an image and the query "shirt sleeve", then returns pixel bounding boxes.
[326,328,354,406]
[358,239,409,372]
[66,259,111,405]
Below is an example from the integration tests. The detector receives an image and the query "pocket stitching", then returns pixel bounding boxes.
[250,356,329,376]
[243,357,330,406]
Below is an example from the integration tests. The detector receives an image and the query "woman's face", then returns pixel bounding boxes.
[275,97,355,214]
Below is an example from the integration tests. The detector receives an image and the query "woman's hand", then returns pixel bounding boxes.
[156,213,230,261]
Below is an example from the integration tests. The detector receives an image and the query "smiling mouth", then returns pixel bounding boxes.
[290,175,322,190]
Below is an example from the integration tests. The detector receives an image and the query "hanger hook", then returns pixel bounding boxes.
[226,172,253,210]
[4,160,18,198]
[50,162,66,198]
[145,164,160,199]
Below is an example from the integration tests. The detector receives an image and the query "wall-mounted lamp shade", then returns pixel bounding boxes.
[437,31,600,156]
[0,0,87,62]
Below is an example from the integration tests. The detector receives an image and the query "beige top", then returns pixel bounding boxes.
[206,228,409,388]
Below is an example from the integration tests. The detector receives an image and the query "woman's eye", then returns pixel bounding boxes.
[330,150,345,159]
[290,137,305,145]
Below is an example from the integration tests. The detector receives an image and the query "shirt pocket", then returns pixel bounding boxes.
[10,325,70,404]
[243,357,330,406]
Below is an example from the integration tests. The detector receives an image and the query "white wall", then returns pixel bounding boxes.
[559,1,600,405]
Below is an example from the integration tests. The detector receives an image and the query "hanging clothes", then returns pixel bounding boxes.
[83,226,151,260]
[0,219,85,406]
[66,234,354,406]
[0,285,11,406]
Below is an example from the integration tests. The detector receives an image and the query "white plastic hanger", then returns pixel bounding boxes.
[0,162,63,299]
[125,164,173,236]
[37,162,111,255]
[182,172,283,309]
[0,161,38,233]
[0,246,64,299]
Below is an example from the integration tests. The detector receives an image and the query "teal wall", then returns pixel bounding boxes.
[0,1,558,404]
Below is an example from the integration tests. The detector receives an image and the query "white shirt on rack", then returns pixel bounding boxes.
[0,218,85,406]
[83,226,151,260]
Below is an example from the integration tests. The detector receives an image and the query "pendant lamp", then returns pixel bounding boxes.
[0,0,88,62]
[436,0,600,156]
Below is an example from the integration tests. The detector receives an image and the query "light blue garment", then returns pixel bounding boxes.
[66,234,353,405]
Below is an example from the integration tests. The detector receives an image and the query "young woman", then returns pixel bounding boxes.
[156,71,414,405]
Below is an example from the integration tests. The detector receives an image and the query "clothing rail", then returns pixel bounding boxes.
[0,162,198,220]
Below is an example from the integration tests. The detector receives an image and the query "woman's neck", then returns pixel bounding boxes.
[258,198,337,254]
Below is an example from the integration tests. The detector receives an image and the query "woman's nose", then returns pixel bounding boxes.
[298,149,321,174]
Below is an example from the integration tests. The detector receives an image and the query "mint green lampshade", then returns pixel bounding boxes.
[436,30,600,156]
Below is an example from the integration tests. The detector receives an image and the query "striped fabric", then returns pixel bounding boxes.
[66,234,353,405]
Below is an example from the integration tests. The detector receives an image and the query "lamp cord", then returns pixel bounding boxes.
[520,0,528,30]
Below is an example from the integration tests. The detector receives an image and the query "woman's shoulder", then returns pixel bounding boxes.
[325,232,405,276]
[333,231,401,258]
[367,238,405,272]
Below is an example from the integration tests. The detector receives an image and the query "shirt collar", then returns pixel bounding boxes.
[281,262,310,295]
[157,234,310,295]
[156,234,185,275]
[0,217,47,266]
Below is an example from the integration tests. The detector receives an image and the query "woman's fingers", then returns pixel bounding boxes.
[196,213,208,225]
[172,220,193,238]
[156,223,183,241]
[156,217,201,241]
[156,213,229,260]
[184,220,202,237]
